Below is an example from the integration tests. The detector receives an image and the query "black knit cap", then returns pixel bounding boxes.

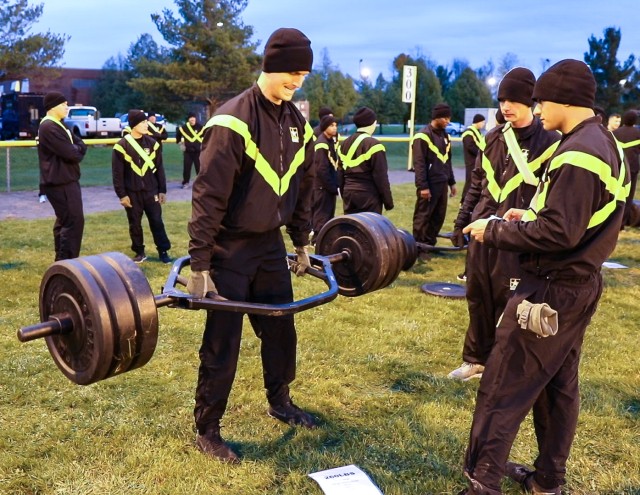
[472,113,485,123]
[319,106,333,119]
[532,59,596,108]
[128,109,147,129]
[320,115,337,132]
[498,67,535,106]
[187,112,196,119]
[262,27,313,73]
[353,107,376,128]
[44,92,67,111]
[622,110,638,127]
[432,103,451,119]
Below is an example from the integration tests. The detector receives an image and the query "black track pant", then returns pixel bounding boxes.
[464,272,602,494]
[182,150,200,185]
[43,181,84,260]
[124,190,171,255]
[194,230,297,434]
[311,188,337,241]
[412,182,448,245]
[462,239,521,364]
[623,170,638,226]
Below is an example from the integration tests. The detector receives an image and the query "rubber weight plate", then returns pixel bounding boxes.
[315,213,389,296]
[40,260,114,385]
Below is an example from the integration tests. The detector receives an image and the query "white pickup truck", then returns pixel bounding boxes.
[63,105,121,138]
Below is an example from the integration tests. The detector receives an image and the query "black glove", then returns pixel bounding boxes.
[451,227,467,248]
[186,270,220,298]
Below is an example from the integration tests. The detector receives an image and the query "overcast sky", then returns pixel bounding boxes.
[33,0,640,81]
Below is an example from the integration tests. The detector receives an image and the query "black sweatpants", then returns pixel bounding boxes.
[311,188,337,242]
[464,271,602,493]
[124,190,171,255]
[194,230,297,434]
[412,182,448,245]
[462,238,521,364]
[43,181,84,260]
[182,150,200,185]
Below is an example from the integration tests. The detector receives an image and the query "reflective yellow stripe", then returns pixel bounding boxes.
[337,134,385,170]
[498,141,560,202]
[179,122,203,142]
[523,150,627,227]
[412,132,450,163]
[113,135,158,177]
[315,142,329,152]
[482,154,501,202]
[202,114,312,196]
[619,139,640,149]
[41,116,73,143]
[148,122,165,135]
[461,126,486,151]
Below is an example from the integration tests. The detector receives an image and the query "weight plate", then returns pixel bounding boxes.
[40,260,114,385]
[420,282,466,299]
[99,252,158,373]
[76,255,139,380]
[315,214,388,296]
[396,228,418,270]
[357,212,402,290]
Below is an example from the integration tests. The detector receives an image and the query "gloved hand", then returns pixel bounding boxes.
[187,270,220,299]
[120,195,132,208]
[451,226,467,248]
[517,299,558,337]
[293,245,312,277]
[178,142,186,152]
[158,193,166,204]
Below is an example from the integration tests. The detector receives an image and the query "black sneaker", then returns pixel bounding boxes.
[132,253,147,264]
[196,429,240,464]
[159,251,171,264]
[505,462,561,495]
[267,399,317,429]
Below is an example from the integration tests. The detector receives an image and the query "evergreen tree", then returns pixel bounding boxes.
[445,67,493,122]
[0,0,67,80]
[584,27,636,113]
[128,0,260,120]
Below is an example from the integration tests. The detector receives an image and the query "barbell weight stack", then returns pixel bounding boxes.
[17,213,418,385]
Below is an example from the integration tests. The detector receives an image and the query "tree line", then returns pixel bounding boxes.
[1,0,638,126]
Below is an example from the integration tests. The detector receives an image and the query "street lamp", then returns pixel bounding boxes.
[359,59,371,80]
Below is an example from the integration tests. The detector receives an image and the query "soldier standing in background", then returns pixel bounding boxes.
[176,113,203,189]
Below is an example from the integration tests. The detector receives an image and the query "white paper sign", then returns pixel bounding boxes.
[602,261,628,269]
[308,464,383,495]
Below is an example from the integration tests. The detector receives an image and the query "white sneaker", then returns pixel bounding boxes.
[448,362,484,381]
[39,194,47,203]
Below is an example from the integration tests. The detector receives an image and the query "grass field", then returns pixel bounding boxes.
[0,139,464,192]
[0,183,638,494]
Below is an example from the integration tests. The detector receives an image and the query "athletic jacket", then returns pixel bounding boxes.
[485,117,627,278]
[338,131,394,210]
[613,125,640,175]
[313,134,339,194]
[188,84,315,272]
[37,116,87,186]
[176,122,203,153]
[148,121,169,147]
[461,125,485,169]
[456,118,560,228]
[412,124,455,189]
[112,134,166,198]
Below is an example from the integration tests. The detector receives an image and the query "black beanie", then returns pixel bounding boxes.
[44,92,67,111]
[262,27,313,73]
[319,106,333,119]
[128,109,147,129]
[353,107,376,128]
[622,110,638,127]
[431,103,451,119]
[472,113,485,123]
[497,67,535,106]
[320,115,337,132]
[533,59,596,108]
[187,112,196,119]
